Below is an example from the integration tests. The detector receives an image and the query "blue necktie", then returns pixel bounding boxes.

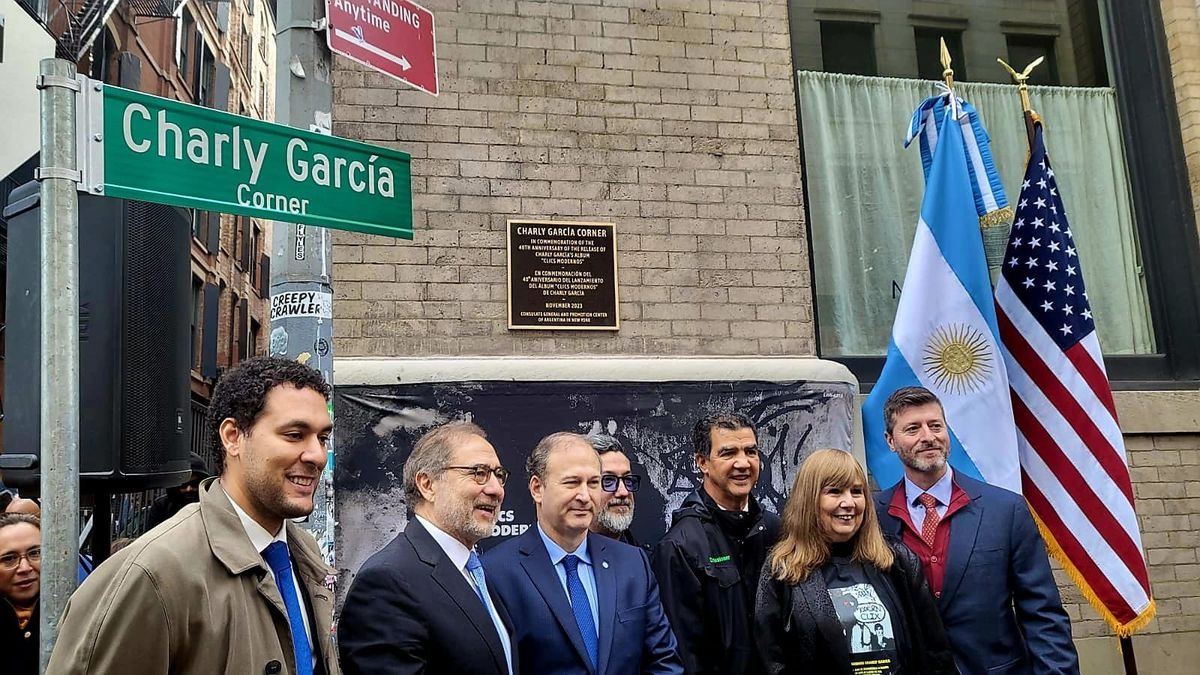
[263,541,314,675]
[562,554,598,669]
[466,551,492,607]
[467,550,514,674]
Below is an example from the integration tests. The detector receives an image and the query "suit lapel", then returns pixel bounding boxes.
[591,535,616,675]
[939,484,982,610]
[410,520,509,675]
[518,531,595,674]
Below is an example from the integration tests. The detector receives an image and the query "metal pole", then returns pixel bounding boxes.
[1120,636,1139,675]
[36,57,82,671]
[270,0,337,563]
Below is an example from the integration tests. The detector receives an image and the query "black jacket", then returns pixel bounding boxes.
[753,538,958,675]
[339,519,518,675]
[1,599,38,675]
[617,528,651,552]
[651,490,781,675]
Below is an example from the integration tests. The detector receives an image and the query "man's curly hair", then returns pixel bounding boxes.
[208,356,331,474]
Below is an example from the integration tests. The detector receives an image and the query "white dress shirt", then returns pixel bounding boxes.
[415,515,513,674]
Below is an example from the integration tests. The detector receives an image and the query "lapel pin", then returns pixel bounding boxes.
[602,561,609,569]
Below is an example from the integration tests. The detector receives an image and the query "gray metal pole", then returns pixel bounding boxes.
[270,0,336,561]
[36,57,82,671]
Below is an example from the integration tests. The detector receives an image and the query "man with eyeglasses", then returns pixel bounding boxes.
[0,513,41,675]
[339,420,517,675]
[588,434,648,550]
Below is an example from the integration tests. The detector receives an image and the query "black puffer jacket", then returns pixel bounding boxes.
[754,538,958,675]
[651,490,781,675]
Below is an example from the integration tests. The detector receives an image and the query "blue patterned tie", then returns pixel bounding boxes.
[466,551,514,674]
[466,551,492,607]
[263,541,314,675]
[562,554,598,670]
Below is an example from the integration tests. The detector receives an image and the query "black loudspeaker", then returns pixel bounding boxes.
[2,181,191,491]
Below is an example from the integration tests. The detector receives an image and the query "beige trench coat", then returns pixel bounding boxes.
[47,479,340,675]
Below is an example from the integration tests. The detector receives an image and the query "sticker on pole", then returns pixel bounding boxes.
[271,291,334,321]
[327,0,439,96]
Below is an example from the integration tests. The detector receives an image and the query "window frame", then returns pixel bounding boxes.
[793,0,1200,389]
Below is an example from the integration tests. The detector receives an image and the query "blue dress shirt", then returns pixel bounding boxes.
[903,465,954,526]
[536,524,600,632]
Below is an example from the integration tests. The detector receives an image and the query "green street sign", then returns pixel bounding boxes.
[93,83,413,239]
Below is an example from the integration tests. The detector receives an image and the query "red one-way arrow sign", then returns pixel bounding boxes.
[327,0,439,96]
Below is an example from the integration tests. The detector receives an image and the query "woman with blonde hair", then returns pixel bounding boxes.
[754,449,957,674]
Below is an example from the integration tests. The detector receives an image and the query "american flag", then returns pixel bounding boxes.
[994,123,1154,634]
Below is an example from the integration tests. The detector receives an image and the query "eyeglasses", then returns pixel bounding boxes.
[445,465,510,486]
[0,547,41,571]
[601,474,642,493]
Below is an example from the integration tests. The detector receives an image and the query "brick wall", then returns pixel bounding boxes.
[1162,0,1200,241]
[329,1,1200,670]
[331,0,814,358]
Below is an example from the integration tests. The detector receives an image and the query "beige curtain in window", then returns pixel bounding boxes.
[797,71,1154,356]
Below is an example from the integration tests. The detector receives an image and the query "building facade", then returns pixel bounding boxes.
[0,0,275,459]
[328,1,1198,672]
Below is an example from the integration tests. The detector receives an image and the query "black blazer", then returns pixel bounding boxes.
[338,518,517,675]
[754,539,957,675]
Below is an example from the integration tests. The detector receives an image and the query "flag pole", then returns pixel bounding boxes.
[940,37,955,92]
[997,58,1141,675]
[939,39,1013,283]
[997,57,1043,147]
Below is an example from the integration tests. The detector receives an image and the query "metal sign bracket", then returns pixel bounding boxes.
[76,76,105,194]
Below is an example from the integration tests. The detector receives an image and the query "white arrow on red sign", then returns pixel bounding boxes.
[326,0,438,95]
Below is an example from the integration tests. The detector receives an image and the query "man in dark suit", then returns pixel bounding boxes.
[485,432,683,675]
[874,386,1079,675]
[339,421,516,675]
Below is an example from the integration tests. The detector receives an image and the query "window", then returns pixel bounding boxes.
[191,209,204,241]
[820,22,877,76]
[89,28,118,83]
[194,41,215,106]
[1006,34,1060,86]
[248,224,261,285]
[228,291,240,366]
[191,277,203,369]
[178,9,195,78]
[915,28,965,82]
[241,26,253,75]
[789,0,1200,383]
[249,318,261,357]
[233,216,246,269]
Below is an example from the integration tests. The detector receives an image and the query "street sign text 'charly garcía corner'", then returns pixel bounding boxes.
[90,83,413,239]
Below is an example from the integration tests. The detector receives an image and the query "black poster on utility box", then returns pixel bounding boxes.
[507,219,619,330]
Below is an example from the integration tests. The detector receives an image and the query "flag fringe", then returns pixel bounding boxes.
[979,206,1014,228]
[1028,506,1157,637]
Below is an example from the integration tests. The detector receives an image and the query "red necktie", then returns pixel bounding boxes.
[918,493,940,548]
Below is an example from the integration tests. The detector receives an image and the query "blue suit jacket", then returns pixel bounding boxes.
[483,528,683,675]
[875,472,1079,675]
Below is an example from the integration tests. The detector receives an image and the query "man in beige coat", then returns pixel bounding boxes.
[47,357,339,675]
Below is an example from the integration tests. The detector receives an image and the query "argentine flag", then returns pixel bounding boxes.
[862,101,1020,494]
